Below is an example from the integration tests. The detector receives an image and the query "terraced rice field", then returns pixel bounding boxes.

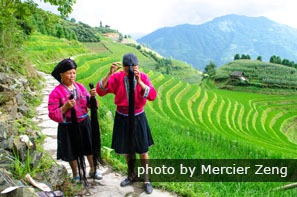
[70,51,297,160]
[82,53,297,195]
[27,33,297,196]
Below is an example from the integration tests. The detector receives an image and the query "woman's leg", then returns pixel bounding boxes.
[86,154,103,179]
[140,153,149,182]
[125,154,136,179]
[69,160,78,178]
[140,152,153,194]
[86,154,95,173]
[120,154,136,187]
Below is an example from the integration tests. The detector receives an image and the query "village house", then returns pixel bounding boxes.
[229,71,248,84]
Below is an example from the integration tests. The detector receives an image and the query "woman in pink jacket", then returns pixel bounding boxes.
[96,53,157,194]
[48,58,102,183]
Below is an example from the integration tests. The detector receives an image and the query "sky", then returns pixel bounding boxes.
[34,0,297,39]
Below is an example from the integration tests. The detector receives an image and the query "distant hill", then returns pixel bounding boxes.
[215,59,297,92]
[137,14,297,70]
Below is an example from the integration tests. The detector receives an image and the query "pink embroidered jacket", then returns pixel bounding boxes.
[96,71,157,115]
[48,82,94,123]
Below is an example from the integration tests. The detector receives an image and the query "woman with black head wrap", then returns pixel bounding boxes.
[48,58,102,184]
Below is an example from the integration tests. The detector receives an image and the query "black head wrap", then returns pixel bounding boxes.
[122,53,138,67]
[51,58,77,82]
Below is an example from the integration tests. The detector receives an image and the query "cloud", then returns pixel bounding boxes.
[35,0,297,38]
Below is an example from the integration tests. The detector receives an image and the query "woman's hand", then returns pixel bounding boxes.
[61,99,76,113]
[109,62,121,75]
[101,62,121,89]
[133,68,141,82]
[133,68,148,90]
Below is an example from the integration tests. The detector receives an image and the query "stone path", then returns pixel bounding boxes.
[35,71,178,197]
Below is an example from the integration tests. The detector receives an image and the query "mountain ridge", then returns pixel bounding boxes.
[137,14,297,70]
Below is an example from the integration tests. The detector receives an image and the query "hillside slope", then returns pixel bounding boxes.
[24,33,297,196]
[215,59,297,91]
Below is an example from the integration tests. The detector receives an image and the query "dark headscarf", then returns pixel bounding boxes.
[51,58,77,82]
[122,53,138,67]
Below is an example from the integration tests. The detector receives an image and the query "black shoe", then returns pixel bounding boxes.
[144,182,153,194]
[120,178,133,187]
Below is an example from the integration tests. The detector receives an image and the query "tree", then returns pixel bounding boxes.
[56,25,65,38]
[0,1,36,72]
[41,0,77,18]
[204,62,216,78]
[166,64,171,74]
[240,54,251,60]
[0,0,76,72]
[269,55,275,63]
[270,55,282,64]
[1,0,76,18]
[282,58,290,66]
[136,45,141,50]
[118,33,123,42]
[69,30,77,40]
[257,56,262,61]
[234,54,240,60]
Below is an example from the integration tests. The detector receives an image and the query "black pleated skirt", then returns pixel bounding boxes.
[112,112,154,154]
[57,117,93,161]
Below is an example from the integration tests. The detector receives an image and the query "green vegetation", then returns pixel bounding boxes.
[4,2,297,196]
[24,32,90,65]
[234,53,297,68]
[215,60,297,91]
[22,32,297,196]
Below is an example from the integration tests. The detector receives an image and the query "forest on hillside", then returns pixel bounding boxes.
[1,0,200,83]
[0,0,120,74]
